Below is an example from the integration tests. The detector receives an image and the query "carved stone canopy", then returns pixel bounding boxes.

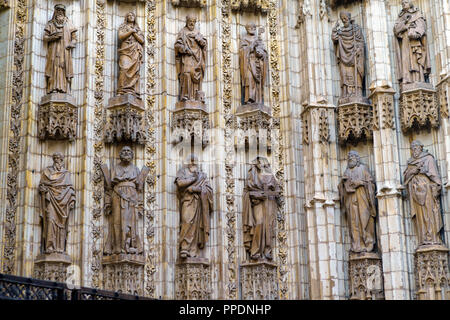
[0,0,10,9]
[329,0,361,8]
[171,0,206,8]
[337,100,373,145]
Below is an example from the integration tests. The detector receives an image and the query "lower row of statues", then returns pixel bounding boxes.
[38,141,445,262]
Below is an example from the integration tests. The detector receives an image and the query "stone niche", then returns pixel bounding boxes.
[414,244,450,300]
[38,93,78,141]
[34,252,72,283]
[175,257,211,300]
[337,97,373,144]
[240,261,278,300]
[399,83,439,132]
[348,252,384,300]
[104,94,148,145]
[102,254,145,296]
[171,0,206,8]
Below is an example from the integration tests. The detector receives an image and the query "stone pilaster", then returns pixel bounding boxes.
[175,258,211,300]
[240,261,278,300]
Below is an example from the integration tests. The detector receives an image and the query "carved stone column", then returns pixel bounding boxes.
[175,258,211,300]
[414,245,450,300]
[105,94,148,145]
[38,93,78,141]
[399,83,439,132]
[33,253,71,283]
[102,254,145,296]
[240,261,278,300]
[349,252,384,300]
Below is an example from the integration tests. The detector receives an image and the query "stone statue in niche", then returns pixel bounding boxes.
[239,23,268,107]
[39,152,76,254]
[117,11,144,97]
[44,4,77,94]
[338,151,377,253]
[175,155,213,259]
[394,0,431,88]
[403,141,443,246]
[101,146,149,255]
[332,11,366,104]
[243,157,281,261]
[175,15,207,105]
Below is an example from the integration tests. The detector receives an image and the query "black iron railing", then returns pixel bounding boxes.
[0,273,153,300]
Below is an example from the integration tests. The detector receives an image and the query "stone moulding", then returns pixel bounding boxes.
[349,252,384,300]
[337,99,373,144]
[240,261,278,300]
[399,83,439,132]
[175,258,211,300]
[102,254,145,296]
[33,253,72,283]
[171,0,206,8]
[171,101,210,149]
[231,0,269,13]
[105,94,148,145]
[38,93,78,141]
[414,245,450,300]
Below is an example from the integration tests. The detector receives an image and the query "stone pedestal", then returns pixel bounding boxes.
[33,252,72,283]
[240,261,278,300]
[337,97,373,144]
[38,93,78,141]
[175,257,211,300]
[105,94,147,145]
[102,254,145,295]
[414,244,450,300]
[399,82,439,132]
[171,100,210,148]
[349,252,384,300]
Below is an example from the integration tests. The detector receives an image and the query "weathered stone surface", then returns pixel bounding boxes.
[175,258,211,300]
[102,254,144,295]
[240,261,278,300]
[34,253,71,283]
[349,252,384,300]
[337,100,373,144]
[171,0,206,8]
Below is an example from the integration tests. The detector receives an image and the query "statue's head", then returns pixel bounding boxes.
[52,152,64,170]
[126,12,136,24]
[347,151,360,169]
[401,0,413,11]
[339,11,351,28]
[54,4,66,22]
[411,140,424,158]
[245,23,257,36]
[186,154,199,174]
[186,15,197,31]
[253,156,272,174]
[119,146,134,163]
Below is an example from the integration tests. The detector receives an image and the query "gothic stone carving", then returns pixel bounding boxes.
[44,4,77,94]
[400,84,439,132]
[231,0,270,13]
[370,86,395,130]
[171,0,206,8]
[339,151,377,254]
[101,147,149,256]
[349,252,384,300]
[0,0,9,9]
[403,141,444,247]
[240,261,278,300]
[437,78,449,119]
[175,258,211,300]
[105,94,148,144]
[38,93,78,141]
[171,103,210,148]
[295,1,312,29]
[34,253,71,283]
[414,245,450,300]
[175,155,213,259]
[102,254,144,295]
[243,157,281,261]
[337,101,373,144]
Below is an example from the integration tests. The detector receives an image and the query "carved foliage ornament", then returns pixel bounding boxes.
[175,262,211,300]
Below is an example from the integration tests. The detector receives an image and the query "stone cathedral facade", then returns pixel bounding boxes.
[0,0,449,300]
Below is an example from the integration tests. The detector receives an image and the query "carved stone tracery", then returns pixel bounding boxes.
[337,101,373,144]
[171,0,206,8]
[349,252,384,300]
[102,254,144,296]
[175,259,211,300]
[231,0,269,13]
[171,104,210,148]
[240,261,278,300]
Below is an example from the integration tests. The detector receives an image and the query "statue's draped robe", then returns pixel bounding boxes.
[175,168,213,257]
[403,152,443,245]
[332,22,365,98]
[175,27,206,101]
[339,164,376,253]
[105,163,143,255]
[393,8,430,84]
[117,23,144,96]
[239,35,268,104]
[44,18,77,93]
[39,166,75,253]
[243,168,280,259]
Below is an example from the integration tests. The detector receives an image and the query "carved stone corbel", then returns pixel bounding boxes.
[171,0,206,7]
[337,99,373,144]
[231,0,270,13]
[175,258,211,300]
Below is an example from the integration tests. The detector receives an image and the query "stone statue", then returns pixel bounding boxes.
[39,152,76,254]
[332,12,365,102]
[338,151,377,253]
[117,12,144,96]
[175,155,213,259]
[101,146,149,255]
[43,4,77,94]
[394,0,430,86]
[403,141,443,246]
[175,15,207,103]
[243,157,281,260]
[239,23,268,106]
